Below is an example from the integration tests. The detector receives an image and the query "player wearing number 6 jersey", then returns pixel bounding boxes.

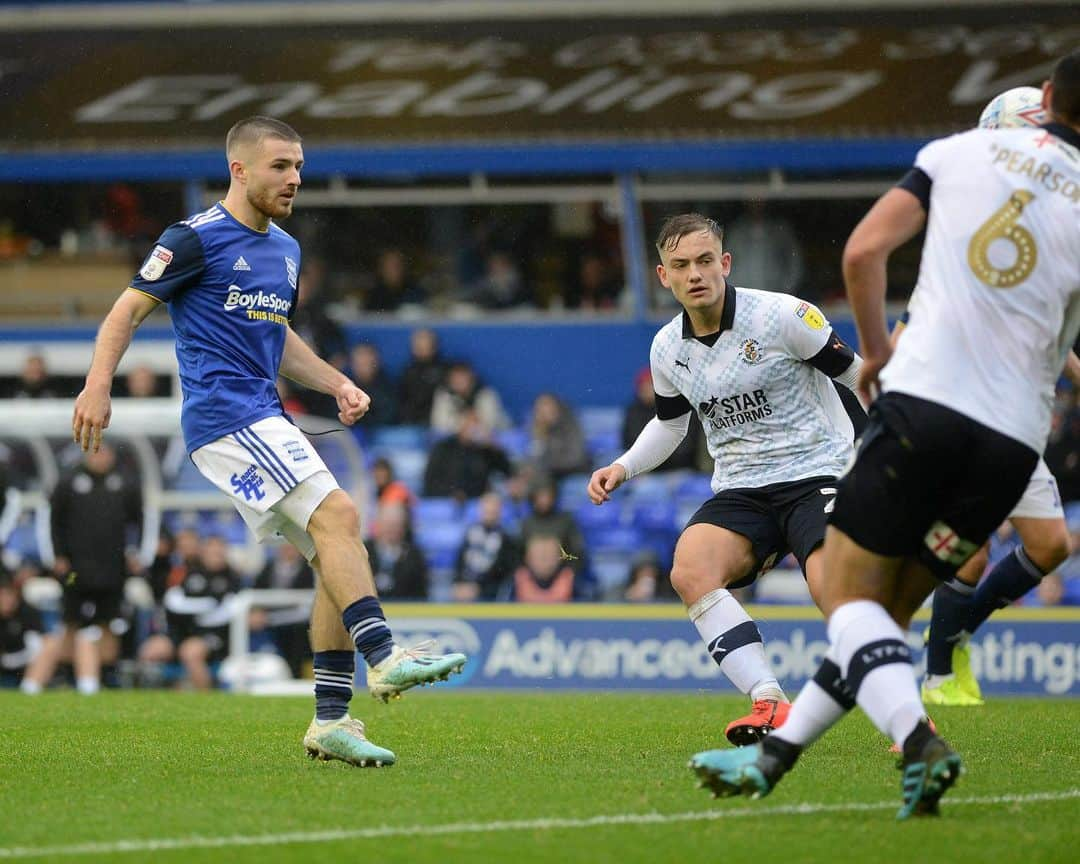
[691,50,1080,819]
[588,213,866,745]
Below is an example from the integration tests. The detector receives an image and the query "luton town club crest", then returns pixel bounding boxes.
[741,338,762,364]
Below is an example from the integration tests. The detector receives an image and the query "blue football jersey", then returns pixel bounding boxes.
[129,203,301,453]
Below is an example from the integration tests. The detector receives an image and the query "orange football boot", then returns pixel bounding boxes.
[724,699,791,746]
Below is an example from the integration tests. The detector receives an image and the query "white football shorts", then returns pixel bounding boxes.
[191,415,340,561]
[1008,457,1064,521]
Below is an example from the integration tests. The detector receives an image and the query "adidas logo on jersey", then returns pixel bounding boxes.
[232,256,251,271]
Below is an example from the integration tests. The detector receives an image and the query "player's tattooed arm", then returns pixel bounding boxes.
[72,289,160,453]
[280,327,370,425]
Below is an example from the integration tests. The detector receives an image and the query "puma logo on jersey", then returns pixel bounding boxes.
[675,358,691,371]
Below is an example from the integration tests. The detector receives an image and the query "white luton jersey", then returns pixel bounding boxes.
[881,124,1080,452]
[651,286,855,493]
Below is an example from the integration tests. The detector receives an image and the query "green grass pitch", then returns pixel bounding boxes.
[0,691,1076,863]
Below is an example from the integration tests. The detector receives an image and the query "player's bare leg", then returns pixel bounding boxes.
[671,524,789,744]
[72,627,111,695]
[305,490,464,703]
[304,569,394,767]
[177,636,213,690]
[926,516,1069,705]
[692,528,959,818]
[802,547,828,613]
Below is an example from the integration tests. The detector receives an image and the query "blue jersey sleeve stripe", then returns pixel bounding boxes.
[244,427,300,485]
[232,431,291,492]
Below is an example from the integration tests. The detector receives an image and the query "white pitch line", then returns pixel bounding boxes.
[0,789,1076,859]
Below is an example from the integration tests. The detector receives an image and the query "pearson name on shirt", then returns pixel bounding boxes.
[990,142,1080,203]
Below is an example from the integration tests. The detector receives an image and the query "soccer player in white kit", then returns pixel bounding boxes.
[71,116,465,768]
[588,213,865,744]
[918,87,1076,707]
[690,49,1080,818]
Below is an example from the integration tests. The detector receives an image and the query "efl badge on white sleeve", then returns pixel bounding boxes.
[795,301,825,330]
[140,245,174,281]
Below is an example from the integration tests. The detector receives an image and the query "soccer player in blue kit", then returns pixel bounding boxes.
[72,116,465,768]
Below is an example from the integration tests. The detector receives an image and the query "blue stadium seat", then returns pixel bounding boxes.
[414,497,460,525]
[587,525,645,553]
[631,500,678,533]
[590,550,630,594]
[414,520,467,553]
[675,474,714,501]
[558,473,591,510]
[493,427,530,460]
[374,448,427,491]
[580,406,623,438]
[574,499,623,530]
[585,429,621,457]
[370,426,430,451]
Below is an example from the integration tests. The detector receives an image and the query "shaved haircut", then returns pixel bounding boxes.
[225,116,302,160]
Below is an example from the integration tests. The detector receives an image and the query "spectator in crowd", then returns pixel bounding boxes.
[510,535,576,602]
[142,535,243,690]
[520,477,585,571]
[0,461,21,550]
[1045,387,1080,504]
[123,364,165,398]
[251,543,316,677]
[474,251,529,309]
[290,259,347,369]
[1,567,47,688]
[529,393,590,481]
[349,344,397,429]
[501,464,535,531]
[366,248,423,312]
[12,352,57,399]
[422,410,513,500]
[398,328,449,425]
[22,443,141,695]
[567,251,622,310]
[622,368,700,472]
[364,502,428,600]
[431,361,509,437]
[622,552,678,603]
[453,492,521,601]
[371,456,415,510]
[724,199,806,297]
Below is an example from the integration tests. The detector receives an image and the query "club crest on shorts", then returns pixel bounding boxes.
[230,465,266,502]
[283,439,309,463]
[741,338,762,364]
[139,245,173,282]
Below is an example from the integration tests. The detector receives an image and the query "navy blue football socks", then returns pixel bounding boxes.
[926,580,976,676]
[342,596,395,667]
[313,650,355,721]
[966,547,1045,633]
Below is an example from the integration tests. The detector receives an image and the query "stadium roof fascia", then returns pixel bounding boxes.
[0,138,926,182]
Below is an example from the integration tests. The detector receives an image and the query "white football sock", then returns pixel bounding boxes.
[76,676,100,695]
[771,646,851,749]
[689,588,785,701]
[830,600,924,747]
